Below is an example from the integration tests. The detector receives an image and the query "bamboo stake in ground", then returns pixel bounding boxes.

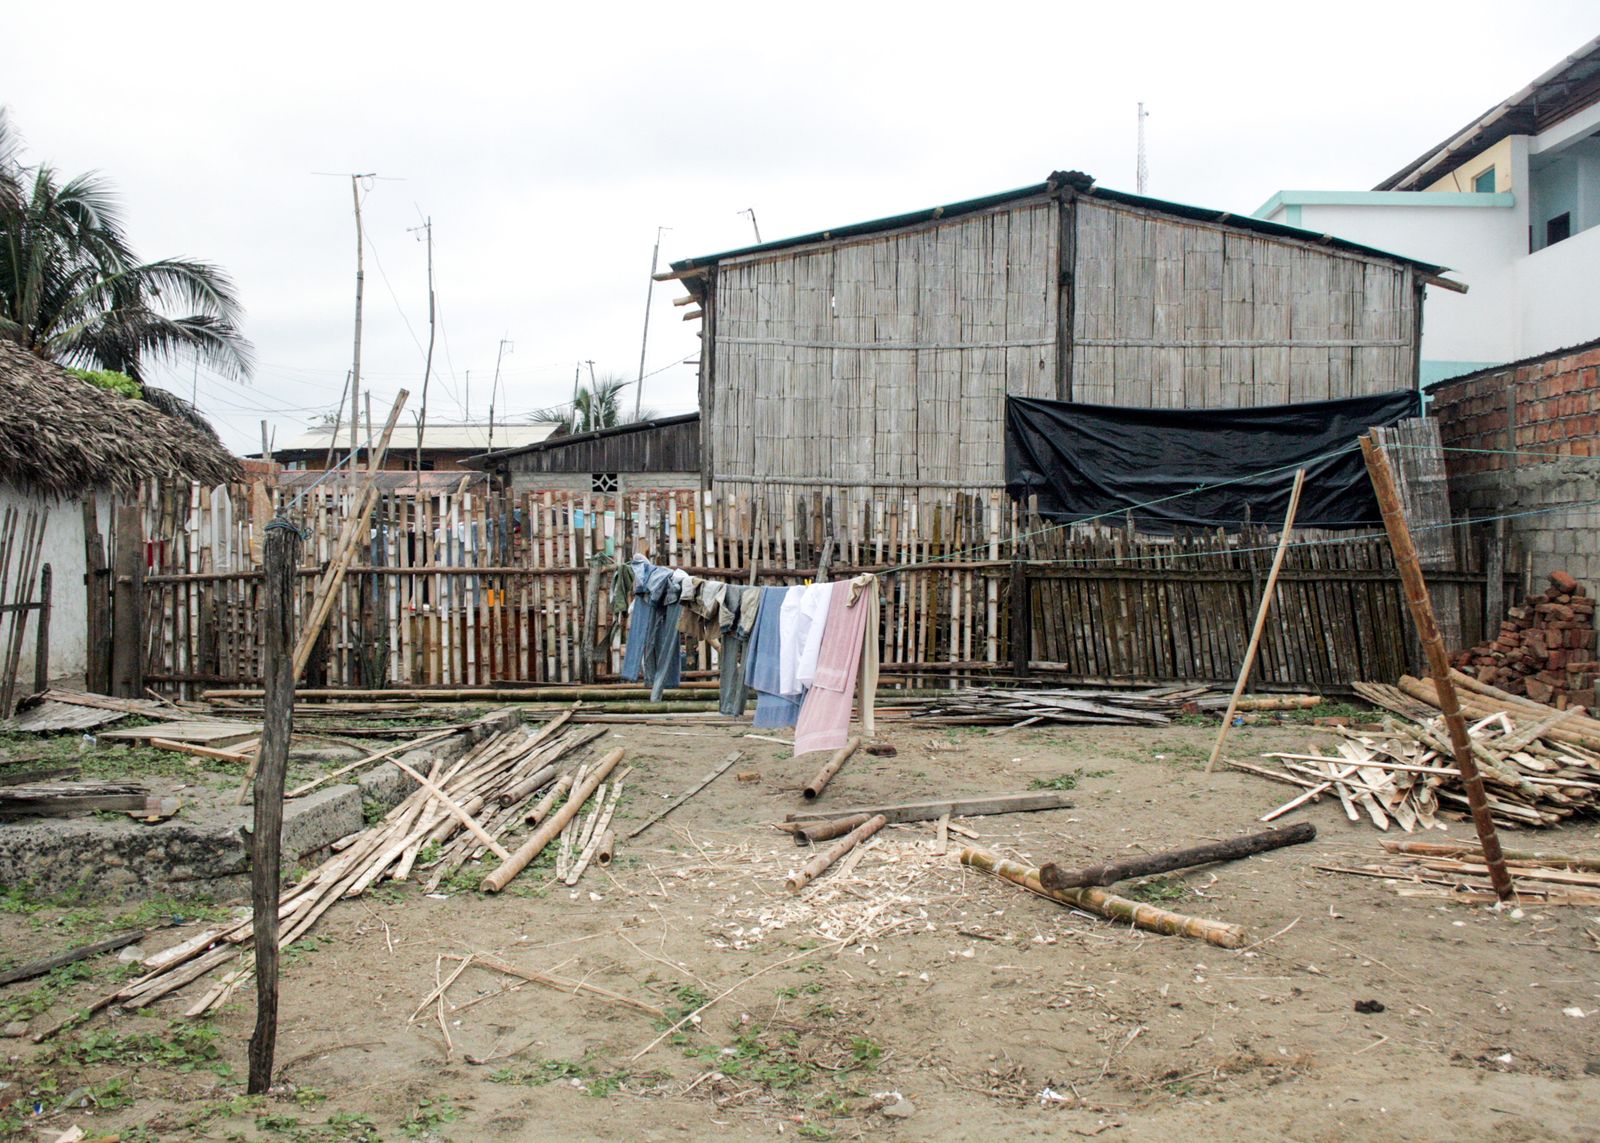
[1206,468,1305,774]
[249,519,299,1094]
[787,813,886,892]
[1360,434,1514,902]
[483,747,626,891]
[960,846,1246,948]
[803,737,860,800]
[1039,822,1316,890]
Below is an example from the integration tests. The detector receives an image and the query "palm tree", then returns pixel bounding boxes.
[529,373,654,435]
[0,109,253,382]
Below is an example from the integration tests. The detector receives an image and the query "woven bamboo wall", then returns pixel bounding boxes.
[1069,197,1417,406]
[710,199,1060,509]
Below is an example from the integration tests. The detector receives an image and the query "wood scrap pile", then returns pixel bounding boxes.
[34,717,611,1037]
[1237,671,1600,831]
[1320,838,1600,906]
[1452,570,1599,705]
[905,685,1208,727]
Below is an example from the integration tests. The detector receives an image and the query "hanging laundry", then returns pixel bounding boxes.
[794,582,835,692]
[795,575,881,755]
[718,585,762,716]
[780,581,833,697]
[747,584,802,727]
[678,576,727,645]
[619,555,684,700]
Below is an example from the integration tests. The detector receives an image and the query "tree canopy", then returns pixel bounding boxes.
[0,108,254,382]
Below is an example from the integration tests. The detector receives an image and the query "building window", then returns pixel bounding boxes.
[592,473,619,493]
[1472,167,1496,193]
[1548,212,1572,246]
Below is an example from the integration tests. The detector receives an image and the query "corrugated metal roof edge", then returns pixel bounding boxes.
[667,174,1448,277]
[466,411,701,467]
[1423,333,1600,394]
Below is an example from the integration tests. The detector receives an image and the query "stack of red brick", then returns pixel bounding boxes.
[1455,571,1599,706]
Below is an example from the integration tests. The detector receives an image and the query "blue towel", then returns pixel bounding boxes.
[747,585,801,727]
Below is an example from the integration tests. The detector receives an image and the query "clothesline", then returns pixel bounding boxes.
[618,555,879,757]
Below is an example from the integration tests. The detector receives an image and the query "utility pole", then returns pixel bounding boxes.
[1136,104,1149,195]
[408,217,435,478]
[634,225,670,422]
[738,209,762,243]
[488,337,512,453]
[572,363,582,431]
[348,174,376,464]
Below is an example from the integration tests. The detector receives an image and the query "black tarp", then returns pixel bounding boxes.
[1004,390,1421,532]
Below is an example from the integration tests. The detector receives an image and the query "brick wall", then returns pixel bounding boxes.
[1431,339,1600,585]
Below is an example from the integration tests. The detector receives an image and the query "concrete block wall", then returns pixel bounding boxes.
[1431,338,1600,586]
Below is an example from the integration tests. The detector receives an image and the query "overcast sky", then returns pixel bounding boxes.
[7,2,1597,453]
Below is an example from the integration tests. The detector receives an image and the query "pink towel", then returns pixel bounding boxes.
[794,578,871,756]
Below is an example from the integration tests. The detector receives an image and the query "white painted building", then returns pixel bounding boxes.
[1255,37,1600,385]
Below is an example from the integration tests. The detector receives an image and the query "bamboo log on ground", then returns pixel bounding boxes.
[0,929,144,988]
[786,790,1072,826]
[960,847,1246,948]
[482,747,626,891]
[286,727,463,799]
[1038,822,1316,890]
[786,814,886,892]
[596,829,616,866]
[624,749,743,839]
[567,777,624,885]
[1382,839,1600,871]
[527,773,575,825]
[802,737,859,800]
[792,812,872,847]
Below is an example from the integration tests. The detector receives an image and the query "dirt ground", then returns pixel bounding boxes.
[4,713,1600,1142]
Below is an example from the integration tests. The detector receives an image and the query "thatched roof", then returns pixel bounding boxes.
[0,341,239,496]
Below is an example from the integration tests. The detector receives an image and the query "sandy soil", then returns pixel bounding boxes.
[4,716,1600,1142]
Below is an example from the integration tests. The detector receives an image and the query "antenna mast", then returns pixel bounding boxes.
[407,217,435,478]
[348,174,375,464]
[633,225,669,422]
[1136,103,1149,194]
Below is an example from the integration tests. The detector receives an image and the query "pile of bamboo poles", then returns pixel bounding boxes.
[36,720,609,1038]
[1321,838,1600,906]
[906,685,1209,727]
[1236,672,1600,831]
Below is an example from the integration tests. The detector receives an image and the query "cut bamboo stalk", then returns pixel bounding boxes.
[792,812,872,847]
[624,749,743,839]
[385,753,511,861]
[786,813,886,892]
[596,829,616,866]
[1361,433,1513,901]
[483,747,626,891]
[567,777,624,885]
[960,846,1246,948]
[1206,468,1305,774]
[802,737,860,800]
[528,773,575,825]
[1381,839,1600,871]
[471,953,665,1019]
[287,727,462,799]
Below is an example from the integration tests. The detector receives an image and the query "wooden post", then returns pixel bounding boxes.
[110,504,144,699]
[1484,517,1506,638]
[32,564,51,694]
[1205,469,1305,774]
[81,498,110,695]
[1360,433,1514,902]
[1008,559,1030,678]
[580,557,604,685]
[248,518,299,1094]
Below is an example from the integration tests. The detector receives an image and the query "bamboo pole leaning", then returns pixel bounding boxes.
[959,847,1247,948]
[1206,469,1305,774]
[1360,433,1513,902]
